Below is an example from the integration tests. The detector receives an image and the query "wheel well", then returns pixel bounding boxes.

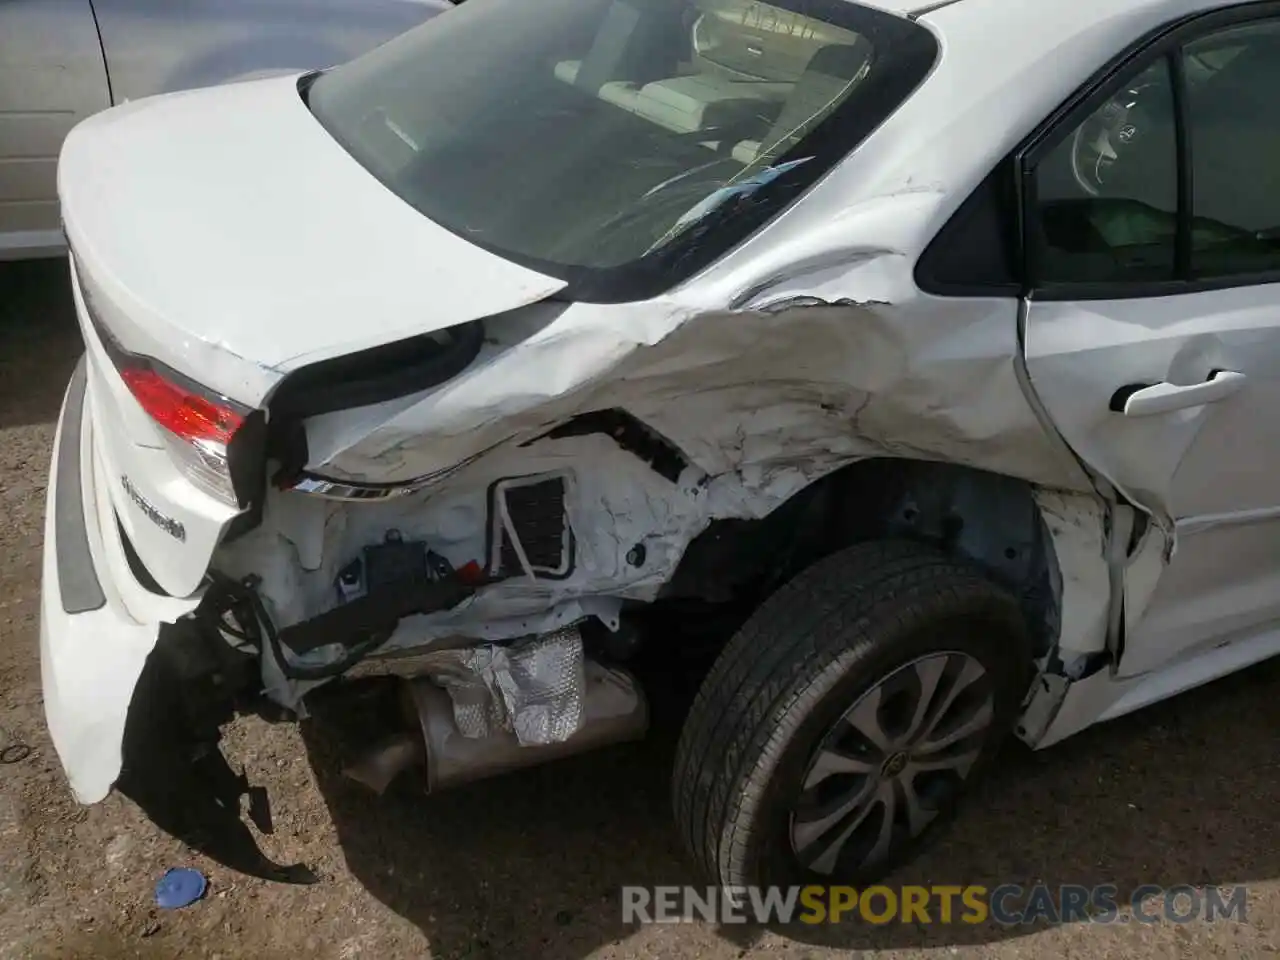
[656,458,1061,656]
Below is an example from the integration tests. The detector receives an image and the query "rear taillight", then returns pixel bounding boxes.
[72,255,251,508]
[119,367,248,507]
[120,368,244,445]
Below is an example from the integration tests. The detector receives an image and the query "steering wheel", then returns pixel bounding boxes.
[1069,78,1164,197]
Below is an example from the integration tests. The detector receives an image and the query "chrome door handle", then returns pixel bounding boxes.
[1116,370,1247,417]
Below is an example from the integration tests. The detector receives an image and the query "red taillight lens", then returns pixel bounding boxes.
[116,364,249,507]
[120,368,244,445]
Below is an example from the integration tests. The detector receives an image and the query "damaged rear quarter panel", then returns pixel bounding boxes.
[305,194,1091,500]
[212,190,1110,711]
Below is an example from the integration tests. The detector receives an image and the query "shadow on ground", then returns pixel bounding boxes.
[303,646,1280,959]
[0,258,82,431]
[301,646,715,960]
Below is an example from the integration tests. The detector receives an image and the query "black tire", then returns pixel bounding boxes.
[672,539,1033,889]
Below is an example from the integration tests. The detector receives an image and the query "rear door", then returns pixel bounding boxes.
[1020,6,1280,677]
[0,0,109,257]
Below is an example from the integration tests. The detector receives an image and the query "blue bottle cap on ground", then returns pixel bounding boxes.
[154,867,208,908]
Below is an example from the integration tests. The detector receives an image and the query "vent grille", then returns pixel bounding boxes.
[488,474,574,579]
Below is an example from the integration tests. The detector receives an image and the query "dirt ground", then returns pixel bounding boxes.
[3,257,1280,960]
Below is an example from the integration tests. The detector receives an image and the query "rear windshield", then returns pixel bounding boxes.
[307,0,937,302]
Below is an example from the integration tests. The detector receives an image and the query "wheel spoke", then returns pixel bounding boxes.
[803,749,876,790]
[896,773,937,838]
[902,655,949,742]
[920,657,987,742]
[865,781,897,865]
[843,684,892,752]
[904,747,981,778]
[793,780,881,875]
[916,697,993,754]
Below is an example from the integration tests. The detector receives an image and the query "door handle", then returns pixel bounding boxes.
[1116,370,1247,417]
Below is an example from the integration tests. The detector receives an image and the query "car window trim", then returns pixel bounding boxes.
[1170,48,1193,279]
[1018,0,1280,302]
[912,159,1023,297]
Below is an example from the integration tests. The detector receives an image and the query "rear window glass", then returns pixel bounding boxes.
[308,0,938,301]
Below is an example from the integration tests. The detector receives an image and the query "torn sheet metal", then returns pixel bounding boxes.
[1122,519,1169,635]
[217,432,674,648]
[301,193,1092,498]
[1030,489,1110,659]
[1014,488,1112,746]
[211,190,1107,708]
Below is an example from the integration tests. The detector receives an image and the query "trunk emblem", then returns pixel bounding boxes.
[121,475,186,542]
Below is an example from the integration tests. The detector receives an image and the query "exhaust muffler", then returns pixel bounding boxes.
[344,659,648,794]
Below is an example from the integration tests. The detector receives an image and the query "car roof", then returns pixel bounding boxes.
[917,0,1255,30]
[850,0,967,15]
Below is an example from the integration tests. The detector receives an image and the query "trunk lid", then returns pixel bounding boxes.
[58,73,567,407]
[58,74,565,595]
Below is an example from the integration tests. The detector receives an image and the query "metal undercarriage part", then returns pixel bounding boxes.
[344,651,649,795]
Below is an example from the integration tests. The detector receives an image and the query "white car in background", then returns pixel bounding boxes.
[39,0,1280,892]
[0,0,452,260]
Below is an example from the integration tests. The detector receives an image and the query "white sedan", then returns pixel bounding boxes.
[40,0,1280,890]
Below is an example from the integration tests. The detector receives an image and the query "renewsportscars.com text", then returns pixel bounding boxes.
[621,883,1248,925]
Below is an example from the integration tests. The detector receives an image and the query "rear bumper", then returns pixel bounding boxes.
[41,358,320,883]
[40,357,171,803]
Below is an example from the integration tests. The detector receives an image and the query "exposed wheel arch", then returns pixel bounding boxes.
[660,457,1062,658]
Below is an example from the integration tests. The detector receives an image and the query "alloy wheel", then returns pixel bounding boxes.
[789,651,996,876]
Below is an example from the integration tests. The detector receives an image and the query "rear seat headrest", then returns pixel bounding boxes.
[803,41,873,80]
